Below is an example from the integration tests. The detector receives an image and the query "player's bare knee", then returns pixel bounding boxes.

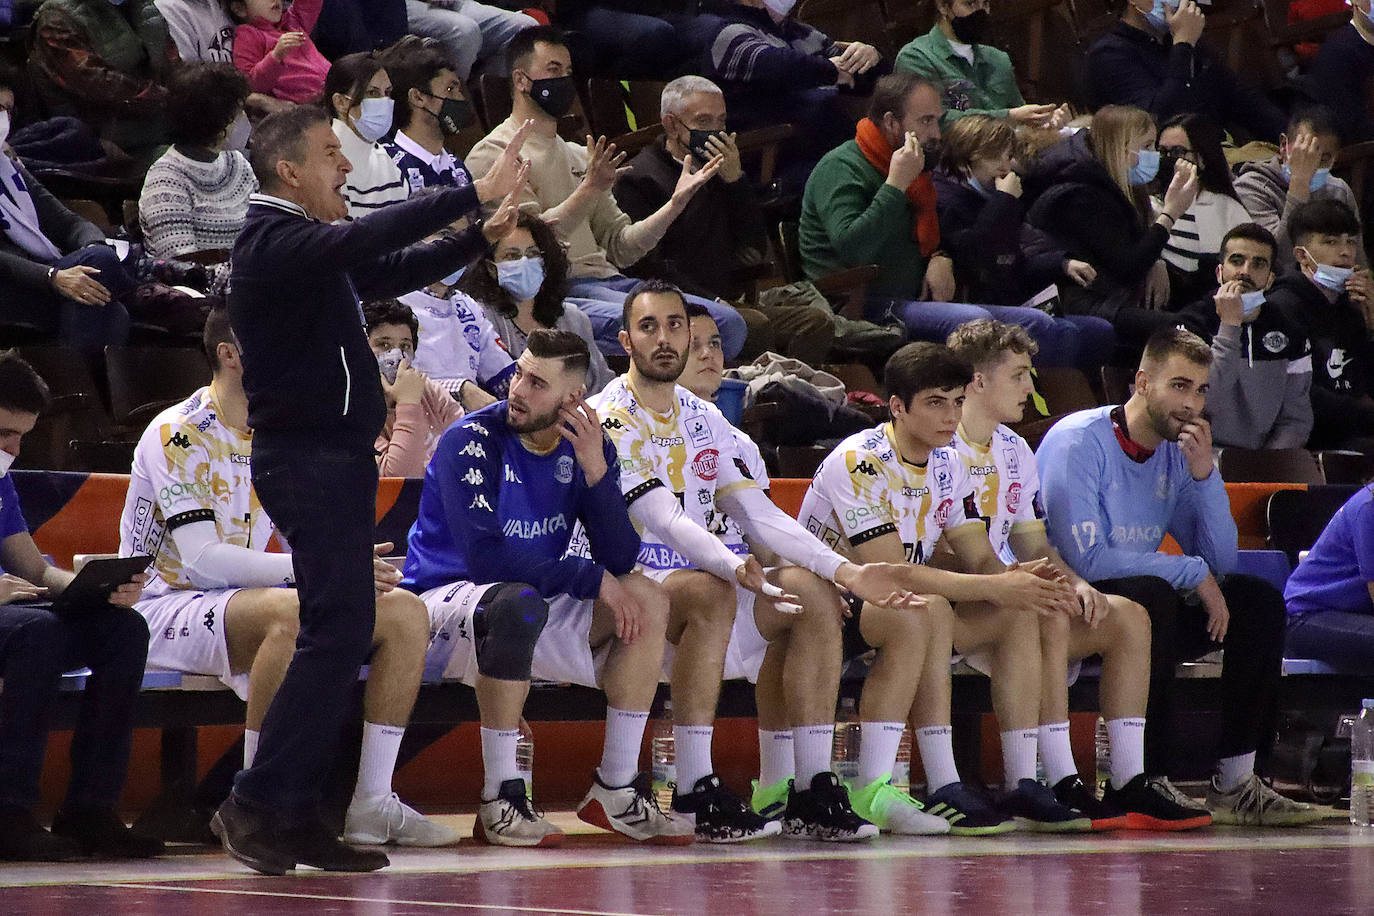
[262,591,301,646]
[774,568,839,621]
[375,588,429,650]
[623,574,670,637]
[675,575,735,630]
[1039,608,1071,647]
[1110,597,1152,650]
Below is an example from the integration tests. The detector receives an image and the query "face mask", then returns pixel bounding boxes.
[920,140,940,173]
[528,76,577,120]
[430,95,474,136]
[1240,289,1266,318]
[0,110,9,148]
[763,0,798,16]
[1280,164,1332,192]
[497,256,546,302]
[686,128,724,165]
[377,347,405,385]
[224,111,251,153]
[1311,260,1354,292]
[352,96,394,143]
[968,175,991,196]
[950,9,991,44]
[1157,152,1178,188]
[1143,0,1174,32]
[1129,148,1160,185]
[0,449,13,477]
[440,265,466,288]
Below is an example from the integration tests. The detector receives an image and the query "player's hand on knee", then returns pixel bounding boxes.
[373,542,401,594]
[737,557,802,614]
[1076,581,1110,627]
[834,561,926,612]
[601,571,644,644]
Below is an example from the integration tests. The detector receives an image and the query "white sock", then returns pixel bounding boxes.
[353,721,405,805]
[915,725,961,792]
[243,728,259,770]
[758,729,795,786]
[858,721,905,787]
[1106,717,1147,790]
[793,724,834,786]
[673,725,715,792]
[1216,750,1257,793]
[1038,721,1078,786]
[598,707,649,788]
[1001,727,1039,789]
[480,727,521,800]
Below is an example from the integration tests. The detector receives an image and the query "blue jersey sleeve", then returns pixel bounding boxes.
[1168,469,1239,580]
[576,437,641,578]
[0,475,27,542]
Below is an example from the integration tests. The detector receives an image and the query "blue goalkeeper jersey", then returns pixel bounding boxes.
[402,401,639,598]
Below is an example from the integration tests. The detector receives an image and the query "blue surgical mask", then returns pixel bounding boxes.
[440,265,466,288]
[496,256,546,302]
[1144,0,1173,32]
[968,175,991,196]
[352,97,394,144]
[1129,148,1160,185]
[1280,164,1332,192]
[1313,262,1355,292]
[1240,289,1266,318]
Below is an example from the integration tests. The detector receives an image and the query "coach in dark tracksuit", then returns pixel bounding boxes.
[214,105,528,875]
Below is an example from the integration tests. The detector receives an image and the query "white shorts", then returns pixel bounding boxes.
[420,581,608,689]
[658,574,772,685]
[136,589,250,699]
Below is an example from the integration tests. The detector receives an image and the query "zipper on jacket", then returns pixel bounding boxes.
[340,346,352,416]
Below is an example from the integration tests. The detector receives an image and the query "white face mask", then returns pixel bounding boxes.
[1240,289,1266,319]
[0,110,10,148]
[763,0,798,16]
[224,111,251,153]
[352,96,394,144]
[0,449,14,477]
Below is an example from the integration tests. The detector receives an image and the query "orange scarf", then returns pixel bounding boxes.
[854,118,940,257]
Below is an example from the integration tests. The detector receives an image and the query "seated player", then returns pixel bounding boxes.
[800,342,1095,834]
[118,309,455,848]
[947,319,1210,830]
[586,283,924,843]
[1283,484,1374,673]
[403,329,690,847]
[1037,327,1322,826]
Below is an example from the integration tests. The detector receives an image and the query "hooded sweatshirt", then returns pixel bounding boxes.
[1200,299,1313,450]
[1233,156,1365,275]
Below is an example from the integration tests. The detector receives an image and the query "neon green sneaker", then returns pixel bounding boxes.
[846,775,950,835]
[750,777,791,820]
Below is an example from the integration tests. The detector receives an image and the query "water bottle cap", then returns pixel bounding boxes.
[1364,698,1374,710]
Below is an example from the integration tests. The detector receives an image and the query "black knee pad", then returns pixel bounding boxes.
[473,582,549,680]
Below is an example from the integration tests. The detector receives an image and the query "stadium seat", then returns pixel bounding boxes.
[104,346,211,433]
[14,346,109,472]
[1010,366,1101,449]
[1316,450,1374,485]
[1218,447,1324,484]
[774,221,878,320]
[1265,485,1361,565]
[1233,548,1292,594]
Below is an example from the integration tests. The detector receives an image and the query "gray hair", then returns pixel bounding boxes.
[660,75,723,119]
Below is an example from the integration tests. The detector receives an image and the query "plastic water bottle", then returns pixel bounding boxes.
[893,727,912,791]
[831,697,861,782]
[651,701,676,810]
[516,732,534,797]
[1351,699,1374,827]
[1095,716,1112,789]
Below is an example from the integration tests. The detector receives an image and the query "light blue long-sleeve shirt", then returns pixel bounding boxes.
[1036,406,1238,589]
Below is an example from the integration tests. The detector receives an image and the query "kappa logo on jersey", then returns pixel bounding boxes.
[504,465,522,483]
[202,608,216,633]
[468,422,489,437]
[691,448,718,481]
[853,460,879,477]
[555,455,575,484]
[933,498,953,527]
[1002,448,1020,478]
[602,417,625,431]
[685,414,714,448]
[459,440,487,459]
[1006,481,1022,515]
[470,494,493,512]
[463,467,484,486]
[166,432,192,450]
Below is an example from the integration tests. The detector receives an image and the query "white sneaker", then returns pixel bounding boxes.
[474,779,564,847]
[577,771,694,845]
[1205,774,1324,827]
[343,792,460,847]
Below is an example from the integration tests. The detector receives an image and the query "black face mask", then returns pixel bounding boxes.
[423,91,475,135]
[686,128,725,165]
[921,140,941,173]
[528,75,577,119]
[951,8,991,44]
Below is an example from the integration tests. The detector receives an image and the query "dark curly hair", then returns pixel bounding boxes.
[459,212,570,327]
[166,63,249,149]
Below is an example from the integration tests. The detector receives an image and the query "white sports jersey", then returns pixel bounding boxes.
[119,387,274,598]
[400,288,515,393]
[720,427,769,554]
[950,423,1046,565]
[799,422,978,565]
[581,375,757,574]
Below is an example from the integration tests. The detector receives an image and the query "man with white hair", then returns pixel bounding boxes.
[615,75,836,364]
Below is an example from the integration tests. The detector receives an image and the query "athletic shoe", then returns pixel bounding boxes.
[923,782,1016,836]
[343,792,460,847]
[781,772,879,842]
[672,774,781,843]
[476,779,564,847]
[750,778,791,821]
[0,806,82,862]
[999,779,1093,833]
[51,805,165,858]
[1102,774,1212,831]
[1051,775,1128,831]
[578,771,693,845]
[1205,774,1324,827]
[847,775,949,835]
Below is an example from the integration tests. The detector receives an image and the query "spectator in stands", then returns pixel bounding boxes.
[1151,114,1252,308]
[462,211,614,393]
[229,0,330,104]
[1037,327,1321,827]
[364,299,466,477]
[934,114,1102,313]
[400,245,517,409]
[894,0,1067,130]
[0,353,162,862]
[138,64,256,262]
[1300,0,1374,144]
[614,75,836,365]
[28,0,176,163]
[707,0,885,184]
[1264,199,1374,452]
[155,0,234,64]
[801,72,1112,367]
[1284,483,1374,672]
[381,37,481,196]
[465,26,748,358]
[325,53,409,219]
[1173,223,1313,450]
[1234,108,1366,277]
[307,0,407,60]
[1083,0,1284,143]
[0,79,132,347]
[406,0,536,81]
[1026,104,1200,347]
[555,1,710,80]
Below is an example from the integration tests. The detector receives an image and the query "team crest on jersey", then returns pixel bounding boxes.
[1263,331,1288,354]
[555,455,575,484]
[1006,481,1022,514]
[1001,448,1020,478]
[691,448,719,481]
[934,498,952,527]
[685,413,714,448]
[1154,473,1171,501]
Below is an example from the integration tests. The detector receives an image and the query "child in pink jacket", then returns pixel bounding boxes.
[230,0,330,103]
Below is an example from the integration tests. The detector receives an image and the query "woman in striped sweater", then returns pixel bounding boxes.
[325,53,410,221]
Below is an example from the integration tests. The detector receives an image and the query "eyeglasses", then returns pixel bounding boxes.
[1159,146,1199,163]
